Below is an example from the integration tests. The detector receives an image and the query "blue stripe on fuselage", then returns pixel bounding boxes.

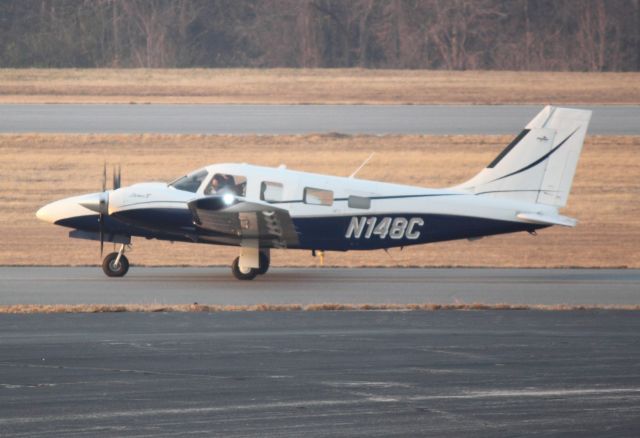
[55,209,545,251]
[292,214,545,251]
[112,208,195,234]
[54,209,196,242]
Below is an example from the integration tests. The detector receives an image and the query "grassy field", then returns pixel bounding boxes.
[1,69,639,104]
[1,133,638,268]
[3,303,640,314]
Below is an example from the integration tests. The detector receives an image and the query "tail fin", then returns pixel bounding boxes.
[456,106,591,208]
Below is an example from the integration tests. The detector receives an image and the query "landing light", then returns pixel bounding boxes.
[222,193,235,206]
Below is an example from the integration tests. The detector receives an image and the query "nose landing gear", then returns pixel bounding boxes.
[102,244,130,277]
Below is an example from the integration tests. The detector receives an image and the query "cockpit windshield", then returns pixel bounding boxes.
[169,170,208,193]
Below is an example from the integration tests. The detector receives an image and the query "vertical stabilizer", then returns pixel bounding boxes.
[455,106,591,208]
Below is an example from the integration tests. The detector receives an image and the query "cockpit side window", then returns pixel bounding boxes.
[261,181,284,202]
[205,173,247,196]
[169,170,208,193]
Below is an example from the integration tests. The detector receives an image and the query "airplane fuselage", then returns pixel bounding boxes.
[39,163,548,252]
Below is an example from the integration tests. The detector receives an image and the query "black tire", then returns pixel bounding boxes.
[231,257,258,280]
[102,252,130,277]
[256,251,270,275]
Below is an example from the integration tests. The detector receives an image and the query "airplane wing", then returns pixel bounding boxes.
[188,195,299,248]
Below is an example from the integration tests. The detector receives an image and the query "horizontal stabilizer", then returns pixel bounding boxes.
[516,212,577,227]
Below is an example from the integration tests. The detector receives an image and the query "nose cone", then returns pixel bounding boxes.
[35,204,51,222]
[36,199,75,224]
[36,204,51,222]
[36,193,102,224]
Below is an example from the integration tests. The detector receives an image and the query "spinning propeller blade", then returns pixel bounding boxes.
[102,161,107,192]
[97,163,123,257]
[100,217,104,257]
[113,165,121,190]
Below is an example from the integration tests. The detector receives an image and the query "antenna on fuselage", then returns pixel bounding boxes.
[349,153,375,179]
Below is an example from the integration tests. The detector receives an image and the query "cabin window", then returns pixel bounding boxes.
[348,195,370,209]
[169,170,208,193]
[261,181,284,202]
[304,187,333,206]
[205,174,247,196]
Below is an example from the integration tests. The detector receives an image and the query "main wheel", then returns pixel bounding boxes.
[102,252,130,277]
[231,257,258,280]
[256,251,270,275]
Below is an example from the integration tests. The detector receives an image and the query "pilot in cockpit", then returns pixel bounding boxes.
[208,174,237,195]
[223,175,236,192]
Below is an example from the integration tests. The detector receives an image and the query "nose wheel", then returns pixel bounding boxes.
[102,244,130,277]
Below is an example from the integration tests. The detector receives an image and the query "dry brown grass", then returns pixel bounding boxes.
[1,133,639,268]
[2,303,639,314]
[1,69,639,104]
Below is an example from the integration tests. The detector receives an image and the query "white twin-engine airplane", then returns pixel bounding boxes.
[37,106,591,280]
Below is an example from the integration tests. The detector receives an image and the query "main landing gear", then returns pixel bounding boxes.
[99,242,270,280]
[231,250,270,280]
[102,244,130,277]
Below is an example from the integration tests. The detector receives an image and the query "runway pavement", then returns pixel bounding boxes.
[1,104,638,135]
[1,311,639,437]
[1,267,639,306]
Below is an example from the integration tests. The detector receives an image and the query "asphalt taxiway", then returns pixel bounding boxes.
[1,311,639,436]
[1,104,638,134]
[1,267,639,306]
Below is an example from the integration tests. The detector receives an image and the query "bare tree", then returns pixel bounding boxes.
[426,0,504,69]
[575,0,609,71]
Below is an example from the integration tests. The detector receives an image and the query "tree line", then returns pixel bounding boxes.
[1,0,638,70]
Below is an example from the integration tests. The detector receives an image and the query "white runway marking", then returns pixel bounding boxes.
[3,387,639,426]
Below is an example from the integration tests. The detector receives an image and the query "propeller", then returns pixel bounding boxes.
[101,164,121,255]
[80,163,122,257]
